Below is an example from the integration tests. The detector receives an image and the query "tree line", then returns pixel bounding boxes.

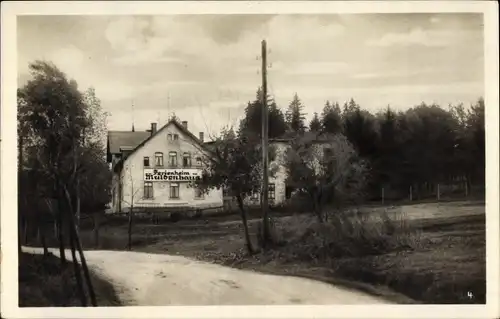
[238,89,485,200]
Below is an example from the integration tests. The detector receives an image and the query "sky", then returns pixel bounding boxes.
[17,13,484,138]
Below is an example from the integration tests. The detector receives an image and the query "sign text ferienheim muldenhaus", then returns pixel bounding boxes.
[143,169,202,182]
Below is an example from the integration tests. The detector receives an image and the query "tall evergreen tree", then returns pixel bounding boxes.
[285,93,307,134]
[374,106,401,188]
[341,98,378,158]
[321,100,342,134]
[238,88,287,139]
[309,112,322,132]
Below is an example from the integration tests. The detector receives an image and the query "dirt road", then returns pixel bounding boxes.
[23,247,393,306]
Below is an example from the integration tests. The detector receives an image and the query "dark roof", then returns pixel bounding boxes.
[107,131,150,155]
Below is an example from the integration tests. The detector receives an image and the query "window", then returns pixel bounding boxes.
[251,191,259,200]
[167,134,173,141]
[194,187,204,199]
[285,186,294,199]
[168,152,177,167]
[196,156,203,167]
[143,156,150,167]
[144,182,153,199]
[173,134,179,140]
[169,183,180,199]
[155,152,164,167]
[183,152,191,168]
[269,183,276,200]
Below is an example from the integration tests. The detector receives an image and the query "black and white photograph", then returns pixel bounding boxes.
[1,1,499,318]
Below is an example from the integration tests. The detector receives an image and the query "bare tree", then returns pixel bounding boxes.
[120,164,142,251]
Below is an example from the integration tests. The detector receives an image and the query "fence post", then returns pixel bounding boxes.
[437,183,440,201]
[409,186,413,202]
[381,187,385,205]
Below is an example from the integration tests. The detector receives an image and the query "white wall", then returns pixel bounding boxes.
[114,123,223,213]
[242,141,290,206]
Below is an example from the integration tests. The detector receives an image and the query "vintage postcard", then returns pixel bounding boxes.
[1,1,499,318]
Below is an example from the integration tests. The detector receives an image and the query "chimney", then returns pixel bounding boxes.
[182,121,188,129]
[199,132,204,142]
[151,122,157,136]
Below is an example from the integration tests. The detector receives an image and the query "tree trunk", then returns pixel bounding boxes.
[56,186,67,265]
[310,191,324,223]
[39,224,49,256]
[68,218,87,307]
[72,222,97,307]
[128,206,133,251]
[56,210,66,266]
[261,191,271,249]
[236,195,254,255]
[93,215,100,248]
[63,185,98,307]
[76,177,81,235]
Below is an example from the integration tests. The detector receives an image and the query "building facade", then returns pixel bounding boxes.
[236,136,334,208]
[107,119,223,214]
[108,121,332,214]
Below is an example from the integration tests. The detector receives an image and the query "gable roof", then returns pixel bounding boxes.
[111,118,215,172]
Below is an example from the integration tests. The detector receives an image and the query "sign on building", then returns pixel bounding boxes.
[144,169,202,182]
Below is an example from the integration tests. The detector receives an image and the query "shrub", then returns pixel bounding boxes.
[169,212,182,223]
[194,209,203,219]
[277,209,422,260]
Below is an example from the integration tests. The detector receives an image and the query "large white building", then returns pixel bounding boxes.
[107,119,223,214]
[107,119,328,214]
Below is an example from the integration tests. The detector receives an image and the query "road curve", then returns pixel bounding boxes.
[22,247,394,306]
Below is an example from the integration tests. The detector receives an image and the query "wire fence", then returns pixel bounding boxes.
[370,182,485,206]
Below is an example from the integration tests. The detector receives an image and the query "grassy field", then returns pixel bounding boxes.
[18,252,122,307]
[73,200,485,304]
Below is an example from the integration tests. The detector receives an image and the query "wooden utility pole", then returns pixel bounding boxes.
[131,100,135,132]
[261,40,270,246]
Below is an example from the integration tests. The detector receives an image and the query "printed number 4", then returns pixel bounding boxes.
[467,291,474,299]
